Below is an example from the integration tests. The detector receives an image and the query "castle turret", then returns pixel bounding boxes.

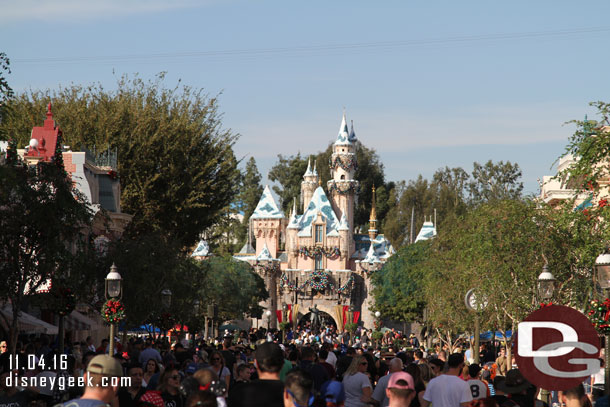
[251,185,285,258]
[327,113,359,255]
[301,157,319,212]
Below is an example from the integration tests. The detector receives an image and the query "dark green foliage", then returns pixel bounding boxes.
[0,74,241,249]
[468,160,523,204]
[0,153,92,354]
[197,256,268,321]
[268,153,309,213]
[371,241,430,322]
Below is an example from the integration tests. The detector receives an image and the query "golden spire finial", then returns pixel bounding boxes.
[369,184,378,240]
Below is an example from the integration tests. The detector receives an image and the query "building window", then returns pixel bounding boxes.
[315,255,323,270]
[315,225,324,243]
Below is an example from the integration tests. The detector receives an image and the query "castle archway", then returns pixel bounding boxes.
[298,310,337,330]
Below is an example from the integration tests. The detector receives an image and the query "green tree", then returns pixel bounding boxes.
[371,241,431,322]
[240,157,264,222]
[0,145,92,356]
[0,52,13,135]
[268,153,308,213]
[197,257,268,321]
[0,74,241,249]
[468,160,523,204]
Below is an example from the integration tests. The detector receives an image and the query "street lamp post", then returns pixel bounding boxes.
[105,264,123,356]
[282,304,288,343]
[465,289,487,364]
[537,264,556,303]
[160,289,172,339]
[537,264,555,406]
[374,311,381,348]
[265,310,272,332]
[596,252,610,396]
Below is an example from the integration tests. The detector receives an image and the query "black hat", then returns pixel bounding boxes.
[495,369,531,394]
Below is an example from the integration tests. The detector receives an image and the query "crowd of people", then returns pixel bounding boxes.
[0,325,600,407]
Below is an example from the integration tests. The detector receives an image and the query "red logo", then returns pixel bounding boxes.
[515,305,600,391]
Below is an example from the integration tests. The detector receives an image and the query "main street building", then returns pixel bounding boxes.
[234,113,394,330]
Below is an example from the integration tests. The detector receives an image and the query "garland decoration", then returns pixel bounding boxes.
[328,182,360,195]
[337,274,354,294]
[299,246,340,259]
[280,272,298,291]
[310,270,330,291]
[538,302,553,308]
[102,299,126,324]
[587,299,610,334]
[156,312,176,331]
[255,261,278,273]
[329,155,358,172]
[49,283,76,316]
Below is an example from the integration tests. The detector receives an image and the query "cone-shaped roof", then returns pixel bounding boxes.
[251,185,284,219]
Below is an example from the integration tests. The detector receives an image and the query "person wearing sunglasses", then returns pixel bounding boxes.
[209,351,231,392]
[160,368,184,407]
[283,369,314,407]
[342,355,372,407]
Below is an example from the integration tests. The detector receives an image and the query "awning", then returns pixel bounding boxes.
[64,310,95,331]
[0,305,58,334]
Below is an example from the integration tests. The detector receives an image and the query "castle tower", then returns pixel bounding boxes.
[368,185,378,241]
[251,185,285,258]
[301,157,319,212]
[327,113,359,244]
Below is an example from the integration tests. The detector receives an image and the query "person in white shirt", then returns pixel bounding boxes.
[465,364,490,400]
[422,353,473,407]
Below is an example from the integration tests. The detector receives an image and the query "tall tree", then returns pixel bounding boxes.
[0,74,241,249]
[371,241,431,323]
[468,160,523,204]
[0,145,92,356]
[268,153,308,213]
[239,157,264,222]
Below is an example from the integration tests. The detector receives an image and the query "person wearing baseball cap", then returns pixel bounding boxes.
[386,372,415,407]
[64,354,123,406]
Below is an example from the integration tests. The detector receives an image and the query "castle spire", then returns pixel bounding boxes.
[368,185,378,240]
[304,157,313,177]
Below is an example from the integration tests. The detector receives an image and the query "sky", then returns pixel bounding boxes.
[2,0,610,196]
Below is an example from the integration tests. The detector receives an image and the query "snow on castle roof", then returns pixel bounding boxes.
[251,185,284,219]
[338,212,349,231]
[297,186,340,237]
[191,239,210,257]
[358,235,395,263]
[414,221,437,242]
[256,243,277,261]
[334,113,352,146]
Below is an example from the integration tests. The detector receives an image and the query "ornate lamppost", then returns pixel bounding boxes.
[537,264,555,406]
[537,264,556,303]
[596,252,610,396]
[265,310,272,331]
[105,264,123,356]
[465,288,487,364]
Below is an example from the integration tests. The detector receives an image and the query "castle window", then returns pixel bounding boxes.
[315,255,323,270]
[340,175,345,180]
[315,225,324,243]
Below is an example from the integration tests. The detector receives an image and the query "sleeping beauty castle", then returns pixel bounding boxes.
[233,113,395,331]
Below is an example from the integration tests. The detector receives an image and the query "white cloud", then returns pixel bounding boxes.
[0,0,209,23]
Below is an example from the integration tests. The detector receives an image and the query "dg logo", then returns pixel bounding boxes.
[515,305,600,391]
